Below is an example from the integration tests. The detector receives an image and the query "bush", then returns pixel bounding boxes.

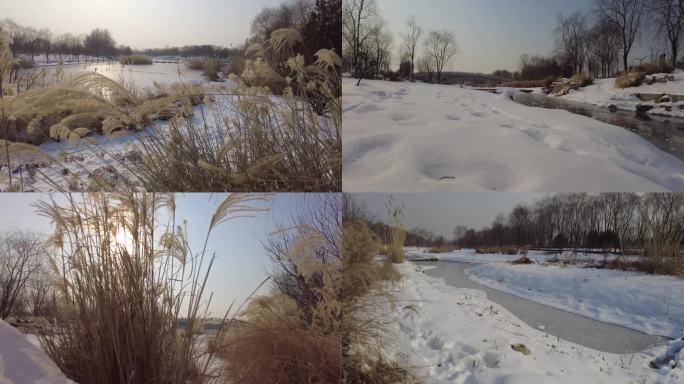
[202,58,221,81]
[185,59,205,70]
[119,55,153,65]
[615,71,646,89]
[221,200,411,384]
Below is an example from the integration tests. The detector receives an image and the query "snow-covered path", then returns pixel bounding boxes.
[387,262,684,384]
[343,78,684,192]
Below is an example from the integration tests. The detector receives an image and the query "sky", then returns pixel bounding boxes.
[351,192,547,239]
[0,0,287,49]
[376,0,653,73]
[0,192,335,317]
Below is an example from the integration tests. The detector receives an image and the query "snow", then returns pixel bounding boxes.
[0,320,71,384]
[559,71,684,117]
[342,78,684,192]
[406,248,684,338]
[387,262,684,383]
[466,263,684,338]
[0,65,231,191]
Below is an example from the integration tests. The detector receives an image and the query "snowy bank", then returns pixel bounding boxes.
[466,263,684,338]
[559,71,684,117]
[388,262,683,383]
[0,320,71,383]
[343,78,684,192]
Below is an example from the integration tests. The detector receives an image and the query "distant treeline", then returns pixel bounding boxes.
[134,45,237,59]
[493,0,682,81]
[346,193,684,254]
[0,19,132,63]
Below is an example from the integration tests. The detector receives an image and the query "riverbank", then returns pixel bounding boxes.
[343,78,684,192]
[557,71,684,118]
[406,248,684,338]
[386,261,683,383]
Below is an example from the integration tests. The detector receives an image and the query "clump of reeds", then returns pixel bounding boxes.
[203,59,221,81]
[220,195,411,383]
[386,198,406,263]
[134,28,341,192]
[120,55,153,65]
[35,193,270,384]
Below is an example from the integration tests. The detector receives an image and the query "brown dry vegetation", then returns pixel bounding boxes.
[500,76,556,88]
[35,193,271,384]
[220,196,412,383]
[133,28,341,192]
[119,55,153,65]
[428,244,460,253]
[476,246,528,255]
[570,73,593,87]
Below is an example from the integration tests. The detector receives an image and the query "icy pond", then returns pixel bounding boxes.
[414,260,667,354]
[35,61,206,89]
[511,92,684,161]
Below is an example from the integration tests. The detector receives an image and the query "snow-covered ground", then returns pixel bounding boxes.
[406,248,684,338]
[0,320,71,383]
[388,262,684,383]
[466,263,684,338]
[342,78,684,192]
[559,71,684,117]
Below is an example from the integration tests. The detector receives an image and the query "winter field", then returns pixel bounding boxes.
[342,77,684,192]
[388,261,684,384]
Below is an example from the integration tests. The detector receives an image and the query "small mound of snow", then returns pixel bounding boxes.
[0,320,71,383]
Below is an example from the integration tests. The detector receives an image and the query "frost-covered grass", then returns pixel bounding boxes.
[342,78,684,192]
[388,262,684,383]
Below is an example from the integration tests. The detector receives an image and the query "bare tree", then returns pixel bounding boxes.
[0,231,45,319]
[416,53,435,82]
[402,15,423,80]
[596,0,646,71]
[586,19,622,77]
[343,0,382,76]
[555,12,588,74]
[425,29,458,84]
[649,0,684,69]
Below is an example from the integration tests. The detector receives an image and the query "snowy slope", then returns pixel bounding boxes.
[343,78,684,192]
[0,320,71,384]
[388,262,684,384]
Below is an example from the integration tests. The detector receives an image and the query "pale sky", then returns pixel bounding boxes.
[351,193,547,239]
[376,0,653,73]
[0,0,287,49]
[0,193,333,317]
